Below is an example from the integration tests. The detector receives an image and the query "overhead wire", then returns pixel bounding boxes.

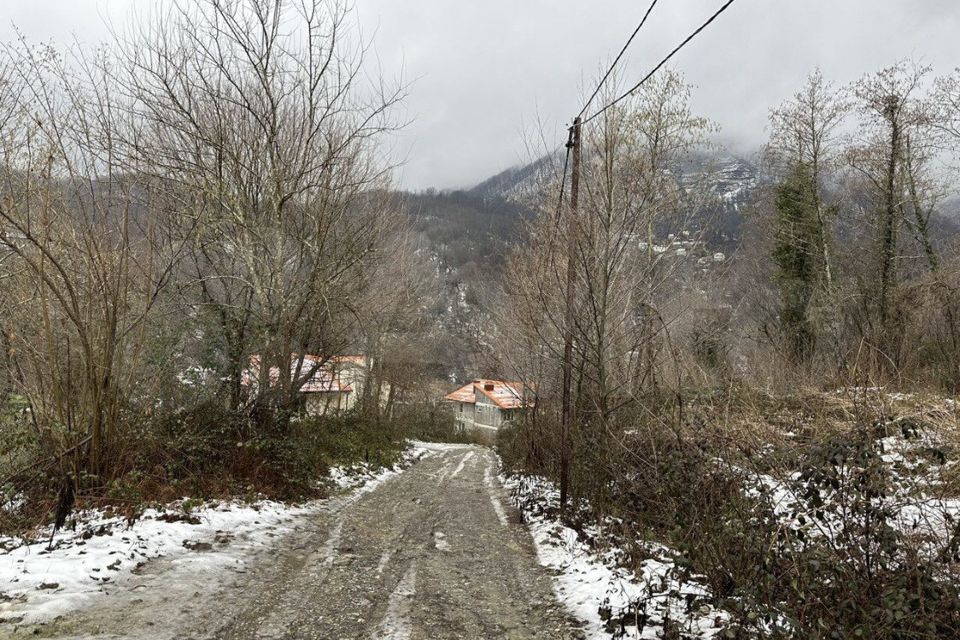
[577,0,661,120]
[551,0,660,228]
[555,0,739,229]
[582,0,739,125]
[545,0,741,471]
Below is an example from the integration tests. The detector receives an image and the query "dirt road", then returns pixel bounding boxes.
[23,444,582,640]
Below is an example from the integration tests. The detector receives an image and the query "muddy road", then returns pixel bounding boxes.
[21,444,582,640]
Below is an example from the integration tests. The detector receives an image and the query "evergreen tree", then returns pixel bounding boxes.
[773,163,821,364]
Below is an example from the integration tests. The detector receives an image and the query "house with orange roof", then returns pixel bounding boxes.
[443,379,531,432]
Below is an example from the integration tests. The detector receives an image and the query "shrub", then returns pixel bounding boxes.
[501,390,960,638]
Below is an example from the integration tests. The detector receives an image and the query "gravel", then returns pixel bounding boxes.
[14,443,582,640]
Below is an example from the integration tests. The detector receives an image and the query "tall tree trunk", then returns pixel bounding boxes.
[878,105,901,345]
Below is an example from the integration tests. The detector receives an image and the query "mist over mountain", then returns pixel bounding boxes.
[399,146,764,379]
[405,141,960,382]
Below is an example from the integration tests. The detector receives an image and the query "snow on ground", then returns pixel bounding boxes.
[326,443,431,491]
[875,424,960,552]
[505,416,960,640]
[742,417,960,558]
[501,398,960,638]
[0,442,433,626]
[503,474,727,640]
[0,500,311,626]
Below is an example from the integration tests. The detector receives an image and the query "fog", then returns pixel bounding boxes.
[4,0,959,189]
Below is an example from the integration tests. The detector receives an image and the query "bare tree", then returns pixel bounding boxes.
[847,61,935,364]
[934,68,960,144]
[119,0,406,422]
[499,70,712,505]
[0,40,180,476]
[353,223,434,419]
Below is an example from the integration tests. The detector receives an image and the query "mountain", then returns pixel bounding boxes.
[400,148,762,381]
[468,155,556,202]
[467,148,761,247]
[677,151,759,247]
[400,189,534,382]
[404,148,960,383]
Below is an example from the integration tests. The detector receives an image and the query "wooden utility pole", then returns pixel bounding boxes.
[560,116,582,513]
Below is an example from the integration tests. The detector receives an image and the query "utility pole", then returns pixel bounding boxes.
[560,116,582,514]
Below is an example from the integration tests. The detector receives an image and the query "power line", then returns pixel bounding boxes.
[577,0,660,120]
[583,0,739,125]
[550,0,740,510]
[554,0,739,231]
[558,0,660,230]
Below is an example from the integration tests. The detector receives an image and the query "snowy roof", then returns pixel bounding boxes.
[444,379,530,410]
[243,354,354,394]
[300,371,353,394]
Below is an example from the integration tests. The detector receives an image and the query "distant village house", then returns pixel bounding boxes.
[243,354,374,416]
[443,379,530,432]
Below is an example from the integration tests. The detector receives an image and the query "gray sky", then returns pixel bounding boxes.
[3,0,959,190]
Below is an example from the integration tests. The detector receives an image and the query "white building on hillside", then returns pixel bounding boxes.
[243,354,374,416]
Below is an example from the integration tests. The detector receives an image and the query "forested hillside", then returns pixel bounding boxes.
[401,148,764,382]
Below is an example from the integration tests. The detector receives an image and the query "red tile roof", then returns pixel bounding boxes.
[244,354,355,394]
[445,383,477,404]
[443,379,530,410]
[331,355,368,367]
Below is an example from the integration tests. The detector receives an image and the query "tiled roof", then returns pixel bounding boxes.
[243,354,356,394]
[443,379,529,410]
[444,383,477,404]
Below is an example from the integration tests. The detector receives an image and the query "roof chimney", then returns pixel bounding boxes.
[484,382,495,392]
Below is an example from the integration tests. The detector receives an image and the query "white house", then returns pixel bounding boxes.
[443,379,530,432]
[243,354,373,416]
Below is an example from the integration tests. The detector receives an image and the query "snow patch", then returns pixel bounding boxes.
[450,451,475,478]
[0,500,307,627]
[433,531,450,552]
[371,563,417,640]
[505,474,727,639]
[0,443,432,627]
[376,549,393,576]
[484,464,509,526]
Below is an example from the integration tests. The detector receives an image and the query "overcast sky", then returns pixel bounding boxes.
[3,0,959,190]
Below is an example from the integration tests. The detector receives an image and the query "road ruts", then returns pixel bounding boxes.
[23,443,583,640]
